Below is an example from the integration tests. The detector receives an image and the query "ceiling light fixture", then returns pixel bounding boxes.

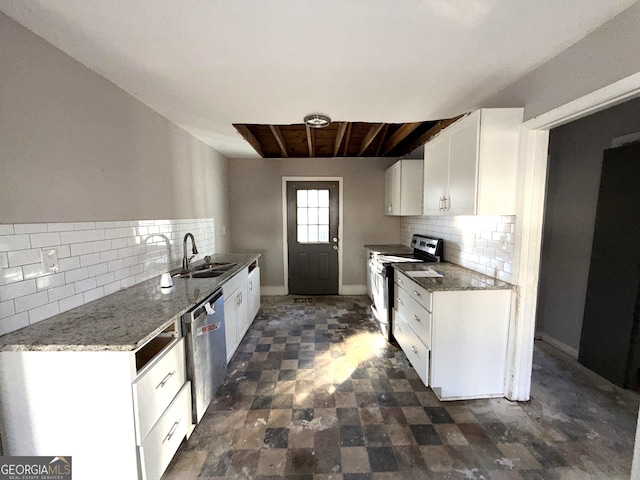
[304,114,331,128]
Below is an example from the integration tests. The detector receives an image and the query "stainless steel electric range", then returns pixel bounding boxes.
[367,234,443,341]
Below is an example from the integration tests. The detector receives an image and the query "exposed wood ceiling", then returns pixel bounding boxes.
[233,117,462,158]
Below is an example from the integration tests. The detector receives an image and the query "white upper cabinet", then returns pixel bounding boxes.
[384,159,423,216]
[423,108,523,216]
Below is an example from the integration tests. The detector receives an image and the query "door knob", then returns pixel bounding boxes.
[332,237,338,243]
[333,245,338,251]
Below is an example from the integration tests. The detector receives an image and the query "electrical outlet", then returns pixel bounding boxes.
[41,249,59,273]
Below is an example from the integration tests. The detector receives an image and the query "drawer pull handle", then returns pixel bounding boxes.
[413,290,421,297]
[397,298,403,305]
[398,278,403,284]
[411,346,418,354]
[163,420,181,444]
[156,370,176,389]
[412,314,420,322]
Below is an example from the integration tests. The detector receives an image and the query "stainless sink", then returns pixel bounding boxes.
[170,262,237,279]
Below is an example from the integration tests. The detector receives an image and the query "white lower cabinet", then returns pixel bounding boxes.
[224,260,261,363]
[139,382,191,480]
[0,321,190,480]
[394,270,512,400]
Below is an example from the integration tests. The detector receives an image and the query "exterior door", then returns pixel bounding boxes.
[287,181,339,294]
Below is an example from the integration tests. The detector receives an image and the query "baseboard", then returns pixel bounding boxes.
[341,285,367,295]
[535,332,579,359]
[260,285,367,296]
[261,286,287,296]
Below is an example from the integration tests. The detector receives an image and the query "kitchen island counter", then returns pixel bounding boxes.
[0,253,260,352]
[392,262,513,292]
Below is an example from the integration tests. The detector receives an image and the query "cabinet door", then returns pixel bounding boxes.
[248,267,261,321]
[447,111,479,215]
[237,285,249,341]
[384,162,401,215]
[423,133,449,215]
[224,294,239,363]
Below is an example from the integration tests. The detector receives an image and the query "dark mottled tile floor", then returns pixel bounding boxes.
[163,296,639,479]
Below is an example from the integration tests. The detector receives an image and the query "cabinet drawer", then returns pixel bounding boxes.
[393,310,429,386]
[133,337,186,443]
[395,287,432,348]
[139,382,191,480]
[395,270,432,312]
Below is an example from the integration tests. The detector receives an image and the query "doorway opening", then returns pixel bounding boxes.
[282,178,343,295]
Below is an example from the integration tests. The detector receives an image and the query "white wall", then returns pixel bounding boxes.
[0,12,230,250]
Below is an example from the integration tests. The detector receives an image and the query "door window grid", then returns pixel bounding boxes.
[297,189,330,243]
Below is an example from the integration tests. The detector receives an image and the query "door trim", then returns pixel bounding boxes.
[508,71,640,402]
[282,177,344,295]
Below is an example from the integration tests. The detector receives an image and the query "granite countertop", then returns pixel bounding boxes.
[364,244,414,255]
[392,262,514,292]
[0,253,260,353]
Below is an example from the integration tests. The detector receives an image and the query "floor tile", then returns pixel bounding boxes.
[163,296,640,480]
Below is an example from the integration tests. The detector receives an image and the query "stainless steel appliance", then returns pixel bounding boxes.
[181,288,227,424]
[369,234,443,341]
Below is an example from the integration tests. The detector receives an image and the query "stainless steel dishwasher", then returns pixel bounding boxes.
[182,288,227,424]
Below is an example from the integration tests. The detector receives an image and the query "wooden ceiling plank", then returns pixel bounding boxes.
[403,115,464,153]
[375,124,391,156]
[343,123,353,156]
[269,125,288,158]
[358,123,385,156]
[233,124,265,157]
[333,122,348,156]
[381,122,422,155]
[305,125,314,157]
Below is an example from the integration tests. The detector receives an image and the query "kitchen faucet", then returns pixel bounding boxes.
[182,233,199,271]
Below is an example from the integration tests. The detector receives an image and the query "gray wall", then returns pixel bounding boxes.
[486,2,640,122]
[536,96,640,351]
[228,157,401,288]
[0,13,231,252]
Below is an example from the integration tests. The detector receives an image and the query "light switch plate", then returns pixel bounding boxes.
[41,248,59,273]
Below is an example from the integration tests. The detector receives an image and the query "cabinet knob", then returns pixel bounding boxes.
[413,290,421,297]
[411,346,418,354]
[412,314,420,322]
[397,298,403,305]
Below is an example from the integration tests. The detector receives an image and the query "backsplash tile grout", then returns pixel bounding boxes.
[0,218,215,336]
[400,215,514,284]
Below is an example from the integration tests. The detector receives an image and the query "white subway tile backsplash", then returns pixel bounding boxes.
[1,266,24,285]
[400,215,515,283]
[83,287,104,303]
[0,278,35,300]
[59,293,84,312]
[0,218,216,335]
[30,232,61,248]
[14,224,48,234]
[0,300,16,319]
[0,235,31,251]
[0,225,15,235]
[22,263,45,280]
[0,312,29,336]
[29,302,60,324]
[15,291,49,313]
[47,284,75,302]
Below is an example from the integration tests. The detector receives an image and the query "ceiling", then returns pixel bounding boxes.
[0,1,636,158]
[233,118,461,158]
